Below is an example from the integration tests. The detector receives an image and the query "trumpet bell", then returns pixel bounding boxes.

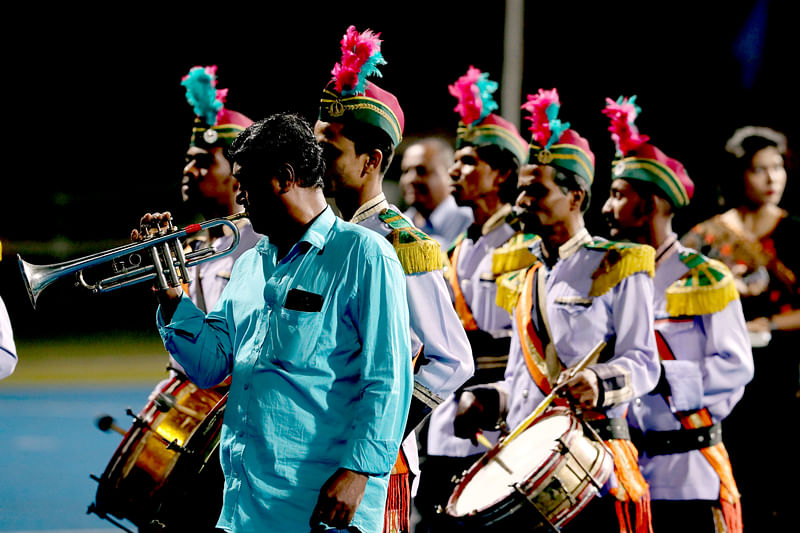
[17,255,48,309]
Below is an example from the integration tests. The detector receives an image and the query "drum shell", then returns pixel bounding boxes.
[91,376,227,531]
[444,407,613,531]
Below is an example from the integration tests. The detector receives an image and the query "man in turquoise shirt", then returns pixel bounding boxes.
[147,113,412,533]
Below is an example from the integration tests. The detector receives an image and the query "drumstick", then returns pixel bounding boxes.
[474,430,514,475]
[501,340,606,448]
[95,414,127,437]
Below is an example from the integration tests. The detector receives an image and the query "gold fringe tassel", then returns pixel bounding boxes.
[590,246,655,297]
[491,234,539,275]
[392,238,443,275]
[666,260,739,317]
[495,268,529,315]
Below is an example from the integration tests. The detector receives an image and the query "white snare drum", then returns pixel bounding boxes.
[445,407,613,531]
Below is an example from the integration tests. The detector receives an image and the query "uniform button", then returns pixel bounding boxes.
[522,390,529,398]
[243,383,250,391]
[635,398,642,406]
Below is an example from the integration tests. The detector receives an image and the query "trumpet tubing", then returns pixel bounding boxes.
[18,213,248,309]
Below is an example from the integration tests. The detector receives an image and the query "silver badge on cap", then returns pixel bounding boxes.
[203,128,219,144]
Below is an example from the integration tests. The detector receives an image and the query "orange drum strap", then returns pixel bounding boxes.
[654,331,742,533]
[384,449,410,533]
[447,240,479,332]
[515,264,562,396]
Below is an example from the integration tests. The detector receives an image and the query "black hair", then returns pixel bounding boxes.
[474,143,521,205]
[553,167,591,213]
[340,119,396,174]
[227,112,325,188]
[722,126,789,207]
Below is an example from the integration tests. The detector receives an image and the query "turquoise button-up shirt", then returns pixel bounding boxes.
[157,206,412,533]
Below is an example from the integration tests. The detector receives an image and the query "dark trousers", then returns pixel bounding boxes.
[650,500,720,533]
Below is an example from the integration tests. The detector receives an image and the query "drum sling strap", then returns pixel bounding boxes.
[517,264,652,533]
[654,331,742,533]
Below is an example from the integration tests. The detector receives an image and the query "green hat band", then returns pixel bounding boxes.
[530,142,595,186]
[319,89,403,147]
[612,157,690,208]
[457,123,529,166]
[190,121,248,148]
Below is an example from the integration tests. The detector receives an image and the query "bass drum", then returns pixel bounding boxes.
[444,407,613,532]
[89,375,228,532]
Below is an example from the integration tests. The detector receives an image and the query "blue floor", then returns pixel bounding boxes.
[0,386,153,532]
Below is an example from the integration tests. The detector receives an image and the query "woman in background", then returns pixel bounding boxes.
[681,126,798,529]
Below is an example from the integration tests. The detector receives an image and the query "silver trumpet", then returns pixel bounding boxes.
[18,213,248,309]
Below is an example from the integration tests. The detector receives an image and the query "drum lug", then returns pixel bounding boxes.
[166,439,194,455]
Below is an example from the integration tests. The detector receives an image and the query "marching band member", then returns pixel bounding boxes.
[600,96,753,532]
[399,137,473,250]
[177,65,262,313]
[454,89,660,533]
[416,65,536,533]
[149,112,413,533]
[313,27,474,533]
[1,244,18,380]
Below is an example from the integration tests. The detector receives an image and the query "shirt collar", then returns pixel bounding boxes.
[350,192,389,224]
[481,203,513,236]
[427,195,458,230]
[256,205,335,256]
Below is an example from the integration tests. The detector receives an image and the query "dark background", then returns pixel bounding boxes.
[1,0,796,341]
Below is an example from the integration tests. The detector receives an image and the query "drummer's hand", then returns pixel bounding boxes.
[561,369,600,409]
[454,388,501,445]
[310,467,367,530]
[130,212,174,241]
[454,391,483,445]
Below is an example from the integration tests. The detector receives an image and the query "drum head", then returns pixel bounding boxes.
[450,413,572,517]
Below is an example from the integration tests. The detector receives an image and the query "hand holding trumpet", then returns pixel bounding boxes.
[130,211,185,320]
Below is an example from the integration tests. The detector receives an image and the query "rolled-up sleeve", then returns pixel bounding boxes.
[340,254,412,476]
[156,293,234,389]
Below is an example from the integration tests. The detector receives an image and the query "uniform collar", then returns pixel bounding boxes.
[654,232,679,268]
[558,227,592,260]
[350,192,389,224]
[481,203,513,236]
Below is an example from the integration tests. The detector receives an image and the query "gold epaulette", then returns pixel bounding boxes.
[491,232,540,276]
[495,266,531,315]
[666,252,739,316]
[379,209,443,274]
[586,240,655,297]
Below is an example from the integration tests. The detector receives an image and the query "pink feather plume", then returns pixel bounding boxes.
[448,66,483,125]
[602,97,650,155]
[521,88,561,146]
[331,25,385,94]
